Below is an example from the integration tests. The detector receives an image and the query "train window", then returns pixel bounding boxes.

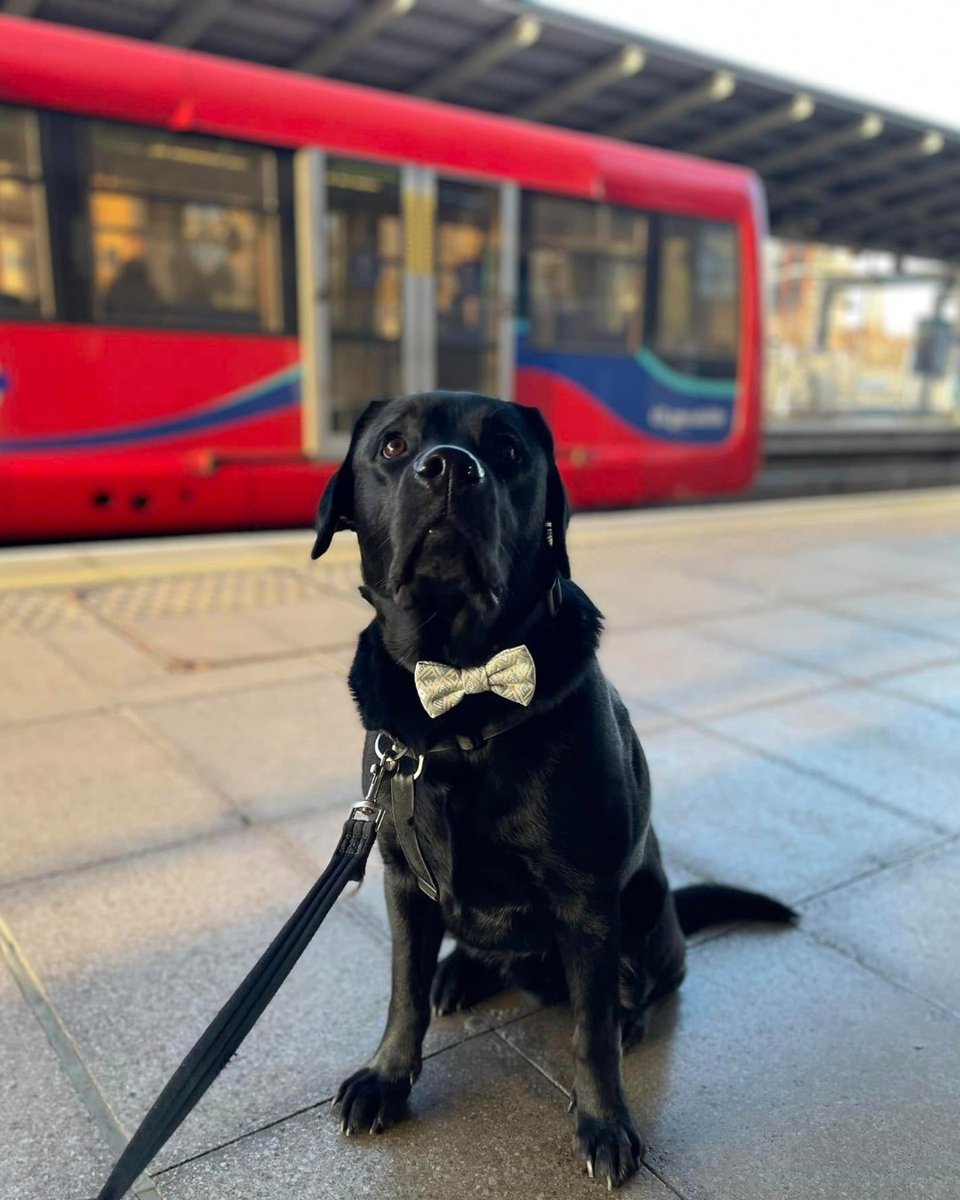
[436,179,500,395]
[0,106,53,317]
[654,217,739,374]
[526,195,647,355]
[325,158,403,432]
[87,123,282,332]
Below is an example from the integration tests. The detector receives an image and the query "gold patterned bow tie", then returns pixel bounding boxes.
[414,645,536,719]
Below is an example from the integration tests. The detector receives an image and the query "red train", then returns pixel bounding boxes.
[0,15,764,542]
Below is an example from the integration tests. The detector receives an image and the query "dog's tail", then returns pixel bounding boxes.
[673,884,797,936]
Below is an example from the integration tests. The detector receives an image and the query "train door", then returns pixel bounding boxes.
[295,149,517,456]
[432,175,517,404]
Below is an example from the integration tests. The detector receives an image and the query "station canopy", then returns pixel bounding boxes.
[6,0,960,264]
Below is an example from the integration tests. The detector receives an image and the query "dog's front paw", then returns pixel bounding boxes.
[333,1067,411,1135]
[573,1112,644,1189]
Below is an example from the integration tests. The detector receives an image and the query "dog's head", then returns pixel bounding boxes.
[311,391,569,665]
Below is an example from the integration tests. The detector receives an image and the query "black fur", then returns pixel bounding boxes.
[315,391,795,1188]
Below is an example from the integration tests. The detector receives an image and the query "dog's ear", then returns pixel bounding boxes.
[516,405,571,579]
[310,401,386,560]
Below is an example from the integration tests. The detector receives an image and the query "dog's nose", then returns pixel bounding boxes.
[413,445,485,491]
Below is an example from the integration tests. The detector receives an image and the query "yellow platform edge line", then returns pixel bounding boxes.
[2,490,959,593]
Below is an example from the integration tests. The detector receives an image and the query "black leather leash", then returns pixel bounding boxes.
[94,745,403,1200]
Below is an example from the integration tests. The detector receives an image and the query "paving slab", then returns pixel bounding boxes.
[135,674,365,820]
[688,547,880,601]
[0,711,237,887]
[643,724,935,902]
[158,1032,676,1199]
[0,959,113,1200]
[824,585,960,646]
[43,620,169,693]
[575,565,763,630]
[804,838,960,1018]
[890,532,960,560]
[0,632,104,727]
[101,609,297,667]
[314,643,360,675]
[500,930,960,1200]
[693,602,959,681]
[798,539,960,587]
[0,827,488,1172]
[879,658,960,717]
[244,597,369,653]
[117,651,335,707]
[599,627,835,721]
[709,685,960,833]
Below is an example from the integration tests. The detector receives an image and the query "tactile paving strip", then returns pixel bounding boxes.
[78,559,360,624]
[83,568,328,622]
[0,590,94,635]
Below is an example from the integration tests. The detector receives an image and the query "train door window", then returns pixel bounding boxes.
[326,158,402,432]
[87,123,281,331]
[0,106,53,318]
[526,194,647,355]
[436,179,500,394]
[654,217,739,376]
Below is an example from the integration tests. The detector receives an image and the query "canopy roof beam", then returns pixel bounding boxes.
[754,114,883,176]
[294,0,416,76]
[603,71,735,141]
[773,131,945,207]
[515,44,645,123]
[414,15,541,100]
[158,0,234,48]
[680,92,815,158]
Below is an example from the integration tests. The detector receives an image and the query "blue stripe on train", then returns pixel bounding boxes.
[0,366,301,453]
[517,338,737,444]
[1,346,736,452]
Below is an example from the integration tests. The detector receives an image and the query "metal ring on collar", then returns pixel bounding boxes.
[374,732,423,779]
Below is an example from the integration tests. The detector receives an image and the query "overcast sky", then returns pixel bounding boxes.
[549,0,960,132]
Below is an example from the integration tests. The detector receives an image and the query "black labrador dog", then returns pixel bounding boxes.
[311,391,793,1188]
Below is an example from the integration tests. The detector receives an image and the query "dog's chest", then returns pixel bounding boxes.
[408,767,557,952]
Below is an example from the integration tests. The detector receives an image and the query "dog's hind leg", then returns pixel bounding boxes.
[431,945,506,1015]
[503,950,569,1005]
[617,853,686,1049]
[433,945,572,1013]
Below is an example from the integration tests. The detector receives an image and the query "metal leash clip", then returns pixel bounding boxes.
[350,733,423,827]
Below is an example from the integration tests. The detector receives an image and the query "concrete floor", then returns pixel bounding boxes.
[2,489,960,1200]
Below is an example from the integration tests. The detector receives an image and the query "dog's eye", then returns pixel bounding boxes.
[381,436,407,459]
[498,438,521,466]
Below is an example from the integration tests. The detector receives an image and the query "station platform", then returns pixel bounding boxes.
[2,488,960,1200]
